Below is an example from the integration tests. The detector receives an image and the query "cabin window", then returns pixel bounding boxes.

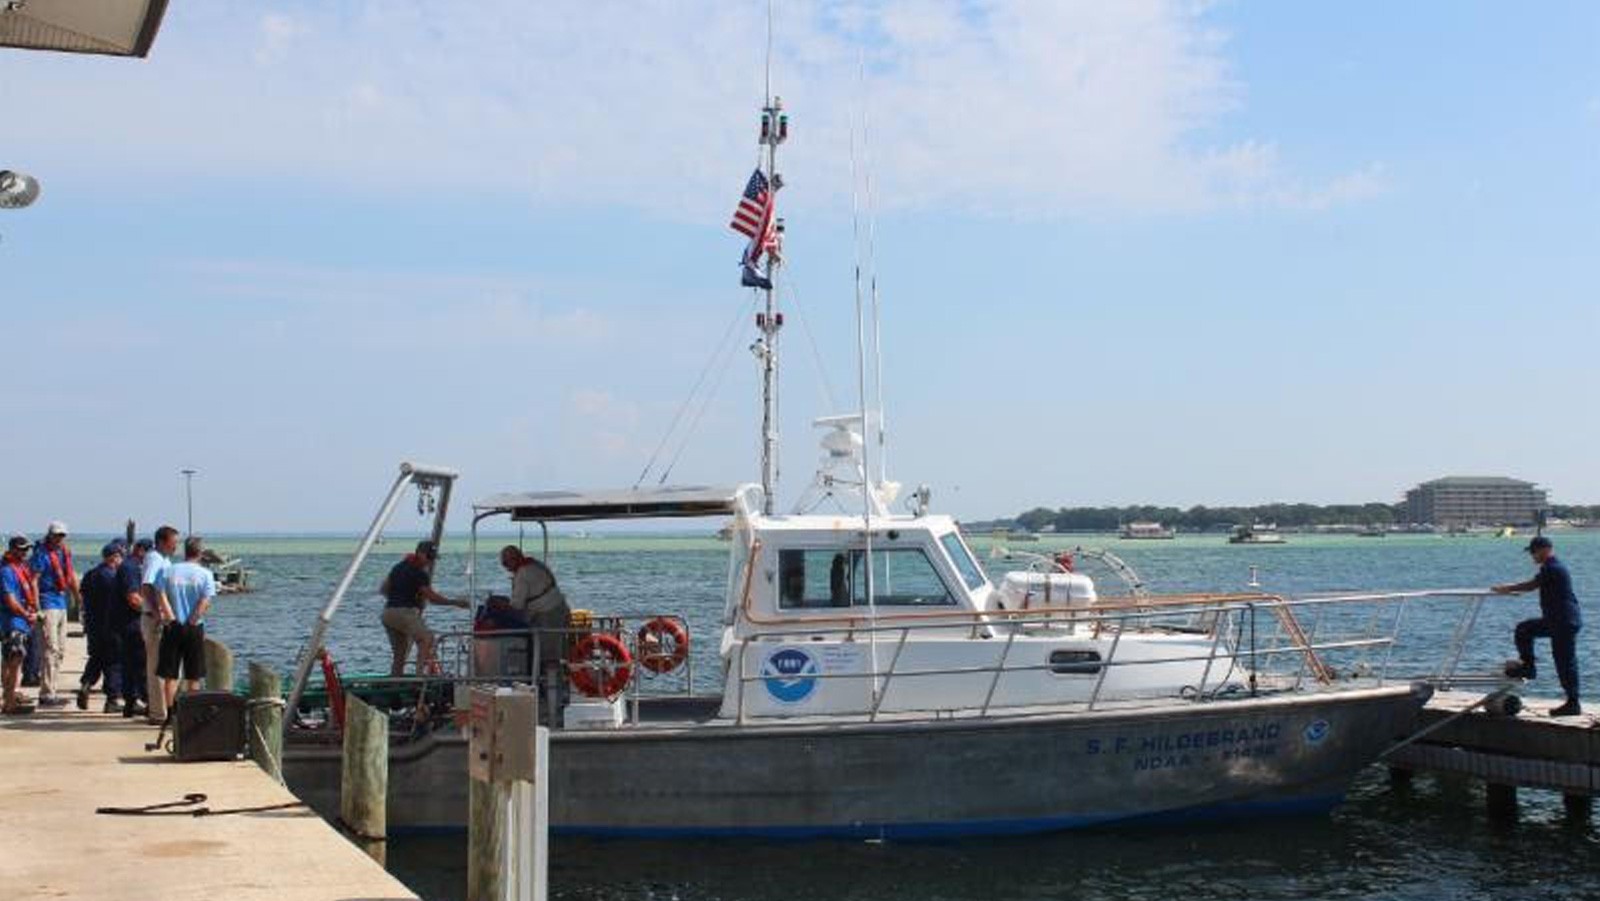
[776,548,957,609]
[939,532,989,591]
[1048,649,1102,675]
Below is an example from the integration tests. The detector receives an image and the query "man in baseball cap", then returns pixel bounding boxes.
[2,535,37,714]
[1493,535,1583,715]
[28,521,80,707]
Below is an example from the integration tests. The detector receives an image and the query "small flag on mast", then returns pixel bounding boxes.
[730,168,777,289]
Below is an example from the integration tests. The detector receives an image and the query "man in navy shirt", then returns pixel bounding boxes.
[1494,535,1583,716]
[112,540,151,718]
[75,542,126,712]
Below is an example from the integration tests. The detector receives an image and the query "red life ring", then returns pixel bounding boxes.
[567,633,633,698]
[636,617,690,674]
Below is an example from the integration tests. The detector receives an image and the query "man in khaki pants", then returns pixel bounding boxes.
[29,522,79,707]
[139,526,180,724]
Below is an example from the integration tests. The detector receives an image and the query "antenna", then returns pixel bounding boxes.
[751,3,788,515]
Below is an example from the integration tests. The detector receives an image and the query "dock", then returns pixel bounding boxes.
[1389,689,1600,817]
[0,632,417,901]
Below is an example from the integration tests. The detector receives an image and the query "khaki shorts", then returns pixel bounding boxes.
[381,606,433,665]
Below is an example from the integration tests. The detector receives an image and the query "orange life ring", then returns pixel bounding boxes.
[636,617,690,674]
[567,633,633,698]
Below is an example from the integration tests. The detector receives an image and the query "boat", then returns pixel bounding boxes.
[1357,526,1387,538]
[273,86,1462,841]
[200,548,253,594]
[1229,523,1287,545]
[1120,521,1176,540]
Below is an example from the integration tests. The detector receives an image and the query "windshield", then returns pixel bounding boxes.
[940,532,989,591]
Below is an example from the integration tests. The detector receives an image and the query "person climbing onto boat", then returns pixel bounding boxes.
[1493,535,1582,716]
[1,535,37,715]
[499,546,570,674]
[379,540,468,676]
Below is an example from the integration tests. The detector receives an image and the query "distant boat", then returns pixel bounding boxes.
[1119,521,1175,540]
[199,549,253,594]
[996,528,1040,542]
[1228,523,1287,545]
[1357,526,1387,538]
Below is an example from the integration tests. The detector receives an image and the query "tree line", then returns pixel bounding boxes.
[998,502,1600,533]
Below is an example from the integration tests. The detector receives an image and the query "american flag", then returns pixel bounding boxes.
[730,168,777,266]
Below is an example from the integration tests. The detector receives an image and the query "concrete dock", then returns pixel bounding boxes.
[0,633,417,901]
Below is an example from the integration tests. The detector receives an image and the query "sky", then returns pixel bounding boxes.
[0,1,1596,532]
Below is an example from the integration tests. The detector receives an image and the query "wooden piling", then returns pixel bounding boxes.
[248,661,284,783]
[1387,766,1414,788]
[340,694,388,866]
[204,637,235,692]
[1486,782,1518,821]
[1563,793,1593,822]
[468,779,508,901]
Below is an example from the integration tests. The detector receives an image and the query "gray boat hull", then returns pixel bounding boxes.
[283,684,1425,838]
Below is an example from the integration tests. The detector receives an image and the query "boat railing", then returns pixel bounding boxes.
[730,589,1495,723]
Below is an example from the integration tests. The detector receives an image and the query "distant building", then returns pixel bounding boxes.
[1403,476,1548,527]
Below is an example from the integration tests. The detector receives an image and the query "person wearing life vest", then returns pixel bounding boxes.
[28,521,78,708]
[379,540,469,676]
[2,535,38,715]
[499,546,571,676]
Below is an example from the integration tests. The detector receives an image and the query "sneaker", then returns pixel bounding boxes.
[123,702,148,719]
[38,695,68,709]
[1504,660,1537,680]
[102,698,123,714]
[1551,700,1583,717]
[75,687,89,710]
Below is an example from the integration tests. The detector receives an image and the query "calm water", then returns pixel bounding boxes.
[195,529,1600,901]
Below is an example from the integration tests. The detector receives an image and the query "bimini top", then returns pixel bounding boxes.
[474,484,745,522]
[0,0,168,57]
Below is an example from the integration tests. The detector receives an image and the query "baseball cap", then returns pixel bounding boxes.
[46,520,68,536]
[101,541,126,558]
[133,538,155,552]
[1525,535,1553,553]
[7,534,32,553]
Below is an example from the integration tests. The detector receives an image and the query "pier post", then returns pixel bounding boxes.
[203,638,234,692]
[340,694,388,866]
[1563,793,1592,824]
[247,662,283,783]
[468,778,508,901]
[1486,782,1518,822]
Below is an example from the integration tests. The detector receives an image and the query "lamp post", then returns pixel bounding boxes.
[181,468,197,536]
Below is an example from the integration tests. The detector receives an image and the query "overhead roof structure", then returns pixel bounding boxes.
[0,0,168,58]
[475,485,743,522]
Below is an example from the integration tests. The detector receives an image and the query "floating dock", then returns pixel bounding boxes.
[0,633,416,901]
[1389,689,1600,817]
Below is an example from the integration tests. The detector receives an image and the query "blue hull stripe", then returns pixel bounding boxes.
[390,794,1343,840]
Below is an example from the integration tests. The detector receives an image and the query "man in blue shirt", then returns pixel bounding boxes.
[76,542,125,712]
[29,521,79,707]
[156,536,218,712]
[140,526,179,723]
[113,540,151,719]
[2,535,37,715]
[1494,535,1583,716]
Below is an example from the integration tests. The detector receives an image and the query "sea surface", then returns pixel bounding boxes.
[190,529,1600,901]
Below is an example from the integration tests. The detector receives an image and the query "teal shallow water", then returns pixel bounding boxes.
[183,529,1600,900]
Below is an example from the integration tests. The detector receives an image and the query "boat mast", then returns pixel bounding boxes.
[755,23,786,515]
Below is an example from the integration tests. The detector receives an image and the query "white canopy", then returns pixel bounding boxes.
[0,0,167,58]
[475,485,743,522]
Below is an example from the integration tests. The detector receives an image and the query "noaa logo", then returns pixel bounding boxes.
[761,648,820,704]
[1303,720,1330,744]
